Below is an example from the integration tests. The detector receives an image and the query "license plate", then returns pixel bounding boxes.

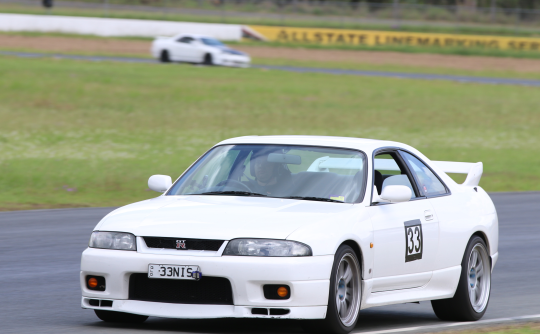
[148,264,201,280]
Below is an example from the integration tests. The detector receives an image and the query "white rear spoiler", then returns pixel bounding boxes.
[375,159,483,187]
[433,161,483,187]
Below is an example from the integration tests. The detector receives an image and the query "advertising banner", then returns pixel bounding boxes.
[248,25,540,51]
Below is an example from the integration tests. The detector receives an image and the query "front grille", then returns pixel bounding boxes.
[129,273,234,305]
[143,237,224,251]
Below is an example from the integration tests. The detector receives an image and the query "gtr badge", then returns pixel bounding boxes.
[176,240,186,249]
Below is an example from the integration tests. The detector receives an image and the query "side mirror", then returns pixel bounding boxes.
[148,175,172,193]
[373,185,411,203]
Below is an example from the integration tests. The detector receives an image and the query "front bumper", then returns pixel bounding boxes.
[81,298,327,319]
[213,54,251,68]
[81,248,333,319]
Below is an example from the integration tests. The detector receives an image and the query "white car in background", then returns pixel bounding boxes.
[81,136,498,334]
[151,34,250,67]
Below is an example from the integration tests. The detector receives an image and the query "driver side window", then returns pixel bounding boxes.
[374,153,417,197]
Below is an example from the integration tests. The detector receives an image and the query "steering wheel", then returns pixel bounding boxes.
[216,179,253,192]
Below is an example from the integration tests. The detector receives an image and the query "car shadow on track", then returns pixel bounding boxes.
[83,306,441,333]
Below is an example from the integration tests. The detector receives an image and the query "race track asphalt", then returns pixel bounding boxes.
[1,192,539,334]
[2,50,540,87]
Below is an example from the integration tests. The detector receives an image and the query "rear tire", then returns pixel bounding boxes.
[94,310,148,323]
[302,245,361,334]
[203,53,213,65]
[160,50,170,63]
[431,236,491,321]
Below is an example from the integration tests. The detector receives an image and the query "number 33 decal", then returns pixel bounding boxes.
[404,219,423,262]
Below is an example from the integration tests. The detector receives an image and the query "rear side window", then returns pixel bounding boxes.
[400,152,447,197]
[177,37,194,43]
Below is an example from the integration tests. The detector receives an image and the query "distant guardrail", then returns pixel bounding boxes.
[2,13,540,52]
[2,0,540,31]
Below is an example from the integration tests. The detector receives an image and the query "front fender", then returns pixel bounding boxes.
[286,205,373,279]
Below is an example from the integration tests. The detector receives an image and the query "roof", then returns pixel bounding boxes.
[215,135,413,154]
[174,33,213,39]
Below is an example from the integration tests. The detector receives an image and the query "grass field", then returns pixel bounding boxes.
[0,55,539,210]
[443,323,540,334]
[253,57,540,80]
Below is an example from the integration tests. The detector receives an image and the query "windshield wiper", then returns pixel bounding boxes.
[197,191,268,197]
[283,196,344,203]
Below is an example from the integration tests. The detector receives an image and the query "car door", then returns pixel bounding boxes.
[189,38,206,62]
[368,150,440,292]
[398,150,470,272]
[172,36,196,62]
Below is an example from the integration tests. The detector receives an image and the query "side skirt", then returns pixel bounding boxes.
[360,266,461,310]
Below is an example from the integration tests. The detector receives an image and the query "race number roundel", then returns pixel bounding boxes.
[404,219,423,262]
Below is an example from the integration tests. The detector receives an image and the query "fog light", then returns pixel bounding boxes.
[86,275,106,291]
[263,284,290,299]
[277,287,288,297]
[88,278,98,288]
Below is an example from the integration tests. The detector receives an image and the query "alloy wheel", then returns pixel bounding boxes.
[334,253,361,327]
[467,243,491,313]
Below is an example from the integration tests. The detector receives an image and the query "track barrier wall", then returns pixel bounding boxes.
[0,13,243,40]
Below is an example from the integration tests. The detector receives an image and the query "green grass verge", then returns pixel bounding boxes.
[451,323,540,334]
[252,57,540,81]
[2,3,540,38]
[0,55,539,209]
[2,46,538,81]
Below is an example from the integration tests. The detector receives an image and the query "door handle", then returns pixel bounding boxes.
[424,210,434,221]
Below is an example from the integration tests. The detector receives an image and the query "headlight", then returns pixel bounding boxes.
[89,231,137,251]
[223,239,312,257]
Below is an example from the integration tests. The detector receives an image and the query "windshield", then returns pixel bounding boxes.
[201,38,225,47]
[167,144,366,203]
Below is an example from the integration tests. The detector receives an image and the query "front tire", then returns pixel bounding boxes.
[302,245,361,334]
[203,53,213,65]
[431,236,491,321]
[94,310,148,323]
[160,50,170,63]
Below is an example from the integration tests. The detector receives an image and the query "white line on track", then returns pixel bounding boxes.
[353,314,540,334]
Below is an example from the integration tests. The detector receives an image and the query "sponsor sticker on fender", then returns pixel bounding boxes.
[247,25,540,51]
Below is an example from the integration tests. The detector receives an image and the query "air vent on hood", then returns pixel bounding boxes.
[143,237,224,251]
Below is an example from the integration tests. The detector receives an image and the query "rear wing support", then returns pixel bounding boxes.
[432,161,483,187]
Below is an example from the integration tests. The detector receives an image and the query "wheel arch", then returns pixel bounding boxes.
[471,230,491,267]
[471,230,490,255]
[339,239,365,279]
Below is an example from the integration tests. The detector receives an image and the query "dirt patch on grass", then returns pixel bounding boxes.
[0,34,150,56]
[3,34,540,73]
[0,202,91,211]
[238,45,540,73]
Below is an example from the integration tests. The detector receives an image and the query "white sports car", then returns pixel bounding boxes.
[151,34,250,67]
[81,136,498,334]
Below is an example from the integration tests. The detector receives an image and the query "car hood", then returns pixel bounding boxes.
[216,46,246,55]
[96,195,355,240]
